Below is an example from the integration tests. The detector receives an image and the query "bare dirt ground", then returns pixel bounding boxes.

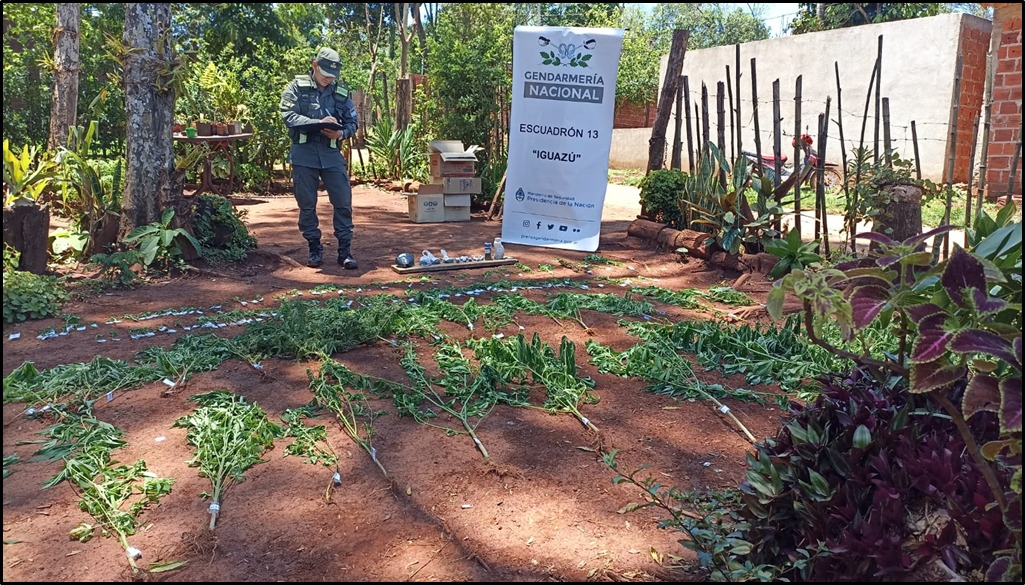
[2,180,786,582]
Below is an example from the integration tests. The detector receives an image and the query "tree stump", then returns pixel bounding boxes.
[875,183,923,243]
[3,204,51,274]
[88,211,122,256]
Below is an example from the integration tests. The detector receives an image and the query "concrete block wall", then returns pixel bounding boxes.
[610,13,998,184]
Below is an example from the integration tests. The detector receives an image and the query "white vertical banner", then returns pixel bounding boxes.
[501,26,625,252]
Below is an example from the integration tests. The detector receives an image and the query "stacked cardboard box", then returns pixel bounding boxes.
[408,140,482,223]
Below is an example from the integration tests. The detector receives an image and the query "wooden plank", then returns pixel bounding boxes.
[391,257,518,274]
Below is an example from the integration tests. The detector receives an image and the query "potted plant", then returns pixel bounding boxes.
[3,139,56,274]
[847,148,940,244]
[54,121,125,256]
[201,62,248,136]
[195,119,214,136]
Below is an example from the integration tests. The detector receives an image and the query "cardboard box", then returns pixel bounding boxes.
[429,153,476,177]
[427,176,482,194]
[443,193,472,207]
[444,205,471,222]
[417,183,446,195]
[427,140,480,178]
[407,193,445,223]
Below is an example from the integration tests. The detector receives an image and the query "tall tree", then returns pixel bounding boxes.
[47,3,80,152]
[790,3,950,34]
[119,3,178,237]
[172,3,291,58]
[424,3,514,159]
[3,4,57,146]
[411,2,428,72]
[649,4,770,52]
[361,3,387,125]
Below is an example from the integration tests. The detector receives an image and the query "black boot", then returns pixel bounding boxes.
[307,239,324,267]
[337,247,358,270]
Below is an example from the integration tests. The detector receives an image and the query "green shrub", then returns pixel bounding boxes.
[3,269,68,323]
[638,169,687,229]
[191,194,257,264]
[122,208,201,271]
[236,162,270,192]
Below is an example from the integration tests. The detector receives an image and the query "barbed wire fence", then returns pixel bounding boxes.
[658,45,989,259]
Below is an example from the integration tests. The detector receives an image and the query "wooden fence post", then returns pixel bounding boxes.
[647,29,691,173]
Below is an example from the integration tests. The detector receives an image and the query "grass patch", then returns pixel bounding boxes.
[747,186,1020,228]
[608,168,645,187]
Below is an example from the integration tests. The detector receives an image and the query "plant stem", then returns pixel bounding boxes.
[931,391,1009,517]
[802,301,905,378]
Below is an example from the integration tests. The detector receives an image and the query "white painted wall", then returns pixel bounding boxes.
[610,12,993,180]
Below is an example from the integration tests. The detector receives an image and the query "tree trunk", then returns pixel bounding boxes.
[395,3,411,78]
[647,29,690,173]
[411,2,428,72]
[3,204,51,275]
[119,3,180,239]
[395,77,412,131]
[875,183,923,243]
[47,3,80,152]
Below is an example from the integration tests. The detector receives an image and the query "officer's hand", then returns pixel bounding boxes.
[320,116,337,124]
[322,128,343,140]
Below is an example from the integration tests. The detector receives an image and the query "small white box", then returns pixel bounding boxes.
[444,206,471,222]
[444,193,472,207]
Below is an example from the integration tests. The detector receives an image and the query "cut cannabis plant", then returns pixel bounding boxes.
[311,360,394,476]
[33,400,174,575]
[173,390,284,529]
[396,341,497,458]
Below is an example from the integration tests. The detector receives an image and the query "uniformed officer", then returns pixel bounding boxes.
[279,47,359,269]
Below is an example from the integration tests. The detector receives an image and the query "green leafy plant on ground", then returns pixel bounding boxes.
[763,228,823,279]
[738,367,1010,581]
[280,403,342,500]
[638,168,687,229]
[32,400,175,575]
[3,139,56,208]
[86,249,145,289]
[765,222,1022,581]
[3,268,68,324]
[190,194,257,264]
[395,341,499,459]
[122,208,202,272]
[310,360,394,476]
[2,357,161,406]
[52,121,124,255]
[602,450,778,581]
[173,390,284,529]
[364,116,426,182]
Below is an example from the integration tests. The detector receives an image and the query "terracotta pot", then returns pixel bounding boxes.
[215,122,229,136]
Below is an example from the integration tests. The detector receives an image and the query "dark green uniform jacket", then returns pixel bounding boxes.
[279,73,359,169]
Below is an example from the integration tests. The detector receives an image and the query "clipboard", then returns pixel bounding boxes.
[292,121,345,133]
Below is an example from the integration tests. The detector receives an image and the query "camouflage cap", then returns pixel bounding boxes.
[315,47,341,78]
